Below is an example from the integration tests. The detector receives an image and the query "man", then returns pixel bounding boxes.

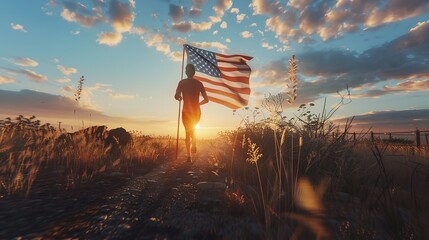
[175,64,209,162]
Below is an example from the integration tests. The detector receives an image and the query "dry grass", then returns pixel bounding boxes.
[211,54,428,239]
[0,116,174,198]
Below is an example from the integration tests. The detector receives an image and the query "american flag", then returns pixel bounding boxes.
[184,44,252,109]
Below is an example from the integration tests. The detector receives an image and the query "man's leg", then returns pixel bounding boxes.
[185,130,191,159]
[191,128,197,154]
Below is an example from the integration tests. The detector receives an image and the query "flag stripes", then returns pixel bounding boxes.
[184,44,252,109]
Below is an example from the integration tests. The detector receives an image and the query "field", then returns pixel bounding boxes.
[1,107,428,239]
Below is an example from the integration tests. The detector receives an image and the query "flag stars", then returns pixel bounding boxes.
[186,45,221,77]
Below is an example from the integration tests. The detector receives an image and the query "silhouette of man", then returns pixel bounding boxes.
[175,64,209,162]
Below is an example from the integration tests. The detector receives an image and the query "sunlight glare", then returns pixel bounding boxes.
[195,124,200,130]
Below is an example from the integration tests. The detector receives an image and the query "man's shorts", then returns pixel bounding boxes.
[182,111,201,131]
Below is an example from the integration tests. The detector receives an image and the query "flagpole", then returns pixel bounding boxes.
[176,46,186,160]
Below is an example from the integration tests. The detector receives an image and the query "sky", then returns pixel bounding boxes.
[1,0,429,137]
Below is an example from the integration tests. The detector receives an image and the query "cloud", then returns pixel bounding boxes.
[220,21,227,29]
[108,92,136,100]
[97,31,123,46]
[225,38,231,43]
[236,13,246,23]
[241,31,253,38]
[213,0,232,17]
[0,89,159,131]
[252,0,429,44]
[11,57,38,67]
[254,20,429,104]
[190,0,207,17]
[144,34,171,55]
[230,8,239,14]
[131,26,146,35]
[0,76,16,84]
[213,30,218,35]
[262,42,274,50]
[109,0,134,33]
[57,64,78,75]
[365,0,429,28]
[169,4,185,23]
[334,109,429,132]
[169,51,183,62]
[71,30,80,35]
[0,67,48,83]
[129,0,135,8]
[10,23,27,32]
[61,1,104,27]
[57,77,71,83]
[353,79,429,98]
[146,34,163,47]
[191,41,228,52]
[172,21,213,32]
[250,0,283,15]
[189,8,202,17]
[410,20,429,32]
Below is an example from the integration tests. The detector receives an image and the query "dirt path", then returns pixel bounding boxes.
[1,146,262,239]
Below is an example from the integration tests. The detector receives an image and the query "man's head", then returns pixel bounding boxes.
[186,64,195,77]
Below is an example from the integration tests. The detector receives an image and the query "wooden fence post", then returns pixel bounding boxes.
[370,131,374,142]
[389,133,392,141]
[425,133,428,145]
[415,130,421,147]
[353,132,356,141]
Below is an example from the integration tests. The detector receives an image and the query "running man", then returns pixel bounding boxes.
[175,64,209,162]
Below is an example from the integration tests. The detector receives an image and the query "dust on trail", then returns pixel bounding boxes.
[3,143,262,239]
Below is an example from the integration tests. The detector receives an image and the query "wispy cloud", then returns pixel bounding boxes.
[0,76,16,84]
[129,0,135,8]
[57,77,71,83]
[172,21,213,32]
[108,91,136,100]
[10,23,27,32]
[335,109,429,132]
[57,64,78,75]
[11,57,38,67]
[70,30,80,35]
[0,89,157,132]
[220,21,227,29]
[61,1,104,27]
[191,41,228,51]
[0,67,48,83]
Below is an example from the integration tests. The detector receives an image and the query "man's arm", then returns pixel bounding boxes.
[199,84,209,105]
[174,81,182,101]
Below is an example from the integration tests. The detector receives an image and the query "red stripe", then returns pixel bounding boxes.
[216,59,244,64]
[205,87,249,105]
[218,66,251,72]
[216,53,253,61]
[219,73,250,84]
[194,76,250,94]
[208,96,242,109]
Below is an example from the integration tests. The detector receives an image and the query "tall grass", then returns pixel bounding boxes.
[214,54,428,239]
[0,116,174,198]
